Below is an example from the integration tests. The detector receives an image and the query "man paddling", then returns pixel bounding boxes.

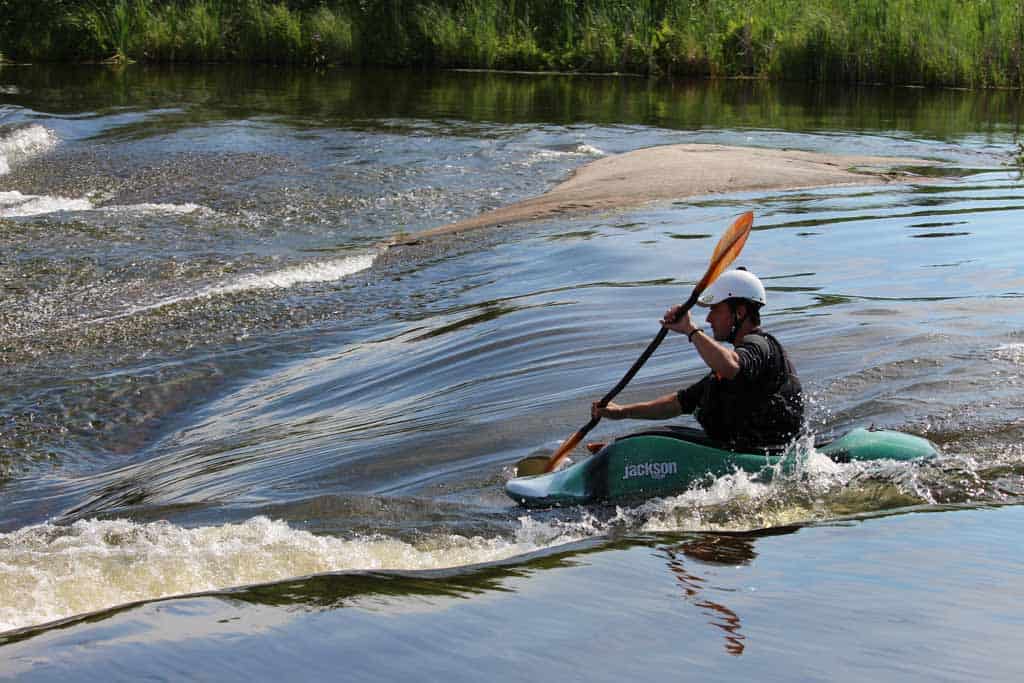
[592,268,803,450]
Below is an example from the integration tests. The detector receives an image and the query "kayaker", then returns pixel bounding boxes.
[592,268,803,449]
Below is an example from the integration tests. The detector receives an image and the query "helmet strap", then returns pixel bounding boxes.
[727,300,744,344]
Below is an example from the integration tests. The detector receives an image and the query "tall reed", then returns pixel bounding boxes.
[0,0,1020,88]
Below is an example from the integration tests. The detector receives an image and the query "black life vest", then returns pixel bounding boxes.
[692,332,804,450]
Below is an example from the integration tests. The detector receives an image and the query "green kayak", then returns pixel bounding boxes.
[505,426,938,508]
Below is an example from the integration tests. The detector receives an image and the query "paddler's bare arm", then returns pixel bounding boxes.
[661,305,741,379]
[592,393,682,420]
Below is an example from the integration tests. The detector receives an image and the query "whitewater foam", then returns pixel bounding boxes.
[0,515,586,633]
[0,122,208,218]
[575,143,606,156]
[0,124,57,176]
[204,254,377,296]
[89,253,378,324]
[994,342,1024,365]
[0,191,214,219]
[103,202,206,216]
[0,190,92,217]
[530,143,607,162]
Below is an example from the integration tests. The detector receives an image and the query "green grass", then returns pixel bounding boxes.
[0,0,1021,87]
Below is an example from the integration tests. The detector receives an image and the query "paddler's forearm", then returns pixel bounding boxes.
[689,330,740,379]
[593,393,682,420]
[661,306,740,379]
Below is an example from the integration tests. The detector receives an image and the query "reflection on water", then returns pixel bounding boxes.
[664,536,753,655]
[3,65,1022,142]
[659,528,798,657]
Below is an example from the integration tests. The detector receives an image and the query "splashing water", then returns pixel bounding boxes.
[0,124,56,176]
[0,513,591,633]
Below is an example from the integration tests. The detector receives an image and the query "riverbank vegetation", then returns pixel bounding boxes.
[1,1,1022,88]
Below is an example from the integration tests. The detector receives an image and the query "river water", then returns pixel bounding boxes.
[1,66,1023,679]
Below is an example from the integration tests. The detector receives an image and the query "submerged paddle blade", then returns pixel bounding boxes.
[514,455,551,477]
[543,429,586,473]
[695,211,753,292]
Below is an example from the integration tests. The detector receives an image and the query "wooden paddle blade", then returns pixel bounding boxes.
[543,430,586,473]
[696,211,753,292]
[514,455,552,477]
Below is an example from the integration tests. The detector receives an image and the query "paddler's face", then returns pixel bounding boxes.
[705,301,735,341]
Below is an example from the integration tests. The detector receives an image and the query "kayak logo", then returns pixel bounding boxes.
[622,461,678,481]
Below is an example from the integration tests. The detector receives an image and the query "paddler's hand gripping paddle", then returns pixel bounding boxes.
[514,211,754,477]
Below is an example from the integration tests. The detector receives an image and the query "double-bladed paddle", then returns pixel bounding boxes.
[513,211,754,477]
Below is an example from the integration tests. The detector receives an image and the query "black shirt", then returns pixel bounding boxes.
[676,332,803,450]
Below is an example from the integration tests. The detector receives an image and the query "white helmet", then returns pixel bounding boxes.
[698,268,766,307]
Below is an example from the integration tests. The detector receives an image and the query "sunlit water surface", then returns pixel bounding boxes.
[1,66,1022,678]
